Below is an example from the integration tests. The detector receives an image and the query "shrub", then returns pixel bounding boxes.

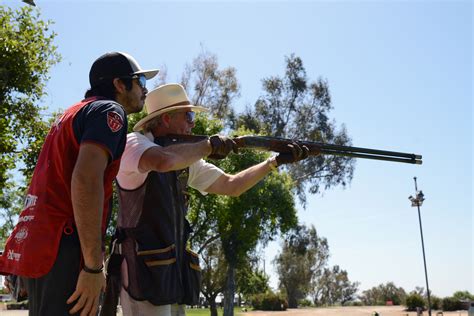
[405,293,425,311]
[298,298,312,307]
[452,291,474,301]
[251,293,288,311]
[442,297,465,311]
[429,295,441,310]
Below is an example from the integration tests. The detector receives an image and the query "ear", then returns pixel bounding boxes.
[112,78,127,94]
[161,113,171,128]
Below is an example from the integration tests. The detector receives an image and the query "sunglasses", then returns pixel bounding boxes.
[121,74,147,89]
[185,111,196,124]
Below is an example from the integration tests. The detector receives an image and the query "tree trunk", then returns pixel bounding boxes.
[209,299,218,316]
[223,265,236,316]
[288,290,298,308]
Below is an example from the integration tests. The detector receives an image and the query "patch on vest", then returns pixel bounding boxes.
[14,227,28,243]
[107,111,124,132]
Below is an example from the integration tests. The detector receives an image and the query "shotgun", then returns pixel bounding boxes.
[167,134,422,165]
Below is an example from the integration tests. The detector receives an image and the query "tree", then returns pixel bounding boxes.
[186,125,298,316]
[274,224,329,308]
[211,136,298,316]
[312,265,359,306]
[234,54,354,205]
[199,240,227,316]
[172,51,298,316]
[405,292,425,311]
[452,290,474,301]
[360,282,407,306]
[181,48,240,124]
[0,5,61,243]
[236,257,270,304]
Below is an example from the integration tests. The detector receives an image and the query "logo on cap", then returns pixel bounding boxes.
[107,111,124,132]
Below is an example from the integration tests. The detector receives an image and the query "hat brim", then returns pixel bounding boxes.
[133,105,208,132]
[133,69,160,80]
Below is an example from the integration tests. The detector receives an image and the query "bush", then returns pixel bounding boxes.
[405,293,425,311]
[442,297,465,311]
[298,298,312,307]
[251,293,288,311]
[452,291,474,301]
[429,295,441,310]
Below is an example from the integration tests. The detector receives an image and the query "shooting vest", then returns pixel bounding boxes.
[0,97,121,278]
[114,137,201,306]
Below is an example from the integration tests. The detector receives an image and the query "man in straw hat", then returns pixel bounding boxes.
[105,83,309,316]
[0,52,158,316]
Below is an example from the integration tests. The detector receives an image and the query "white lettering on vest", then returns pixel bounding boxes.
[18,215,35,223]
[23,194,38,210]
[7,250,21,261]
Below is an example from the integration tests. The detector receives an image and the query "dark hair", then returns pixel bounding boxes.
[84,78,134,99]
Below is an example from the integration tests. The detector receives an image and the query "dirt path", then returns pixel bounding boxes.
[241,306,468,316]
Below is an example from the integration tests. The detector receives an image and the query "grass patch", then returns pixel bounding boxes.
[185,307,243,316]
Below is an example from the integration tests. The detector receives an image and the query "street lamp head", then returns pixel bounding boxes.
[417,190,425,201]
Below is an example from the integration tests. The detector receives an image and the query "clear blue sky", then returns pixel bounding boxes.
[5,0,472,297]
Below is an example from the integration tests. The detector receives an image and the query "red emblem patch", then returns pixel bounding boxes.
[107,111,124,132]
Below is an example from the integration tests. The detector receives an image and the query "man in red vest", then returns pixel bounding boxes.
[0,52,158,316]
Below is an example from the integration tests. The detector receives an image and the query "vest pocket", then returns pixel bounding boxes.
[135,243,181,305]
[181,249,202,305]
[137,244,177,267]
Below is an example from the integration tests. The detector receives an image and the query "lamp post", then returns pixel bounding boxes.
[408,177,432,316]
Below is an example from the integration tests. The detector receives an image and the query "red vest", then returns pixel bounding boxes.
[0,97,122,278]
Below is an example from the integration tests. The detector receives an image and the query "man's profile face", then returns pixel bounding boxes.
[120,78,148,114]
[166,110,195,135]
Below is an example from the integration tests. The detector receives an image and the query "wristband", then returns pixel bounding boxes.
[83,264,104,274]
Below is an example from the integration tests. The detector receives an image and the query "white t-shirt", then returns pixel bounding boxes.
[116,132,224,194]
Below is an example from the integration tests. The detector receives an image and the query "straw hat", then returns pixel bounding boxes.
[133,83,207,131]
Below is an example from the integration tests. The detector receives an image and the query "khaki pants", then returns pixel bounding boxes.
[120,287,185,316]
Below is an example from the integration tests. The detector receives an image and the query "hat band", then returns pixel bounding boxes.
[147,100,192,116]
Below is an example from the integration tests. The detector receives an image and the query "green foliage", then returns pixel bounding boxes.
[186,112,298,316]
[181,49,240,123]
[184,307,243,316]
[429,295,441,310]
[233,54,354,205]
[0,5,61,242]
[275,224,329,308]
[0,5,61,186]
[452,290,474,301]
[236,264,270,301]
[298,298,313,307]
[198,240,228,316]
[251,292,288,311]
[126,111,147,133]
[312,265,359,306]
[405,293,425,311]
[442,296,466,311]
[360,282,407,306]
